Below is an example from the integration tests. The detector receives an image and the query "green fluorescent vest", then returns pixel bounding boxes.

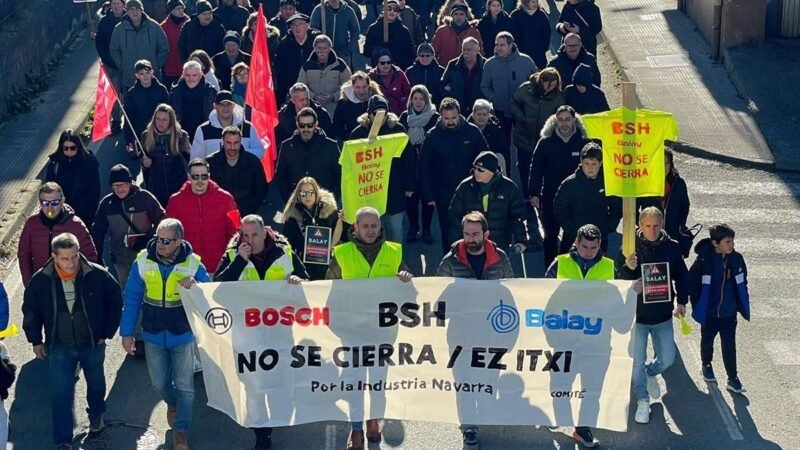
[556,254,615,280]
[334,241,402,279]
[137,251,201,308]
[225,243,294,281]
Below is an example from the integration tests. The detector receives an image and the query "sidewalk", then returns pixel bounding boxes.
[0,31,99,247]
[595,0,775,168]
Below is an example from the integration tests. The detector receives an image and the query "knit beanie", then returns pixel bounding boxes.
[196,0,212,15]
[109,164,133,185]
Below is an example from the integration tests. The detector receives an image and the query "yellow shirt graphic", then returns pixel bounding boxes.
[340,133,409,223]
[582,107,679,197]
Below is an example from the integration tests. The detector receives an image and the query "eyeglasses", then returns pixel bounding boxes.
[156,236,178,245]
[190,173,210,180]
[40,199,62,207]
[418,54,433,58]
[299,190,316,197]
[297,122,316,129]
[473,165,487,173]
[62,144,78,152]
[378,60,392,65]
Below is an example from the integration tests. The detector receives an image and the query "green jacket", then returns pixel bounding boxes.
[510,76,565,152]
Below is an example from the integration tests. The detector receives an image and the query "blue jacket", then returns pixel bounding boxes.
[121,240,210,348]
[688,238,750,325]
[0,282,8,331]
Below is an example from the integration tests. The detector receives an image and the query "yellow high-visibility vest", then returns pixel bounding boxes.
[225,242,294,281]
[334,241,402,279]
[136,251,201,308]
[556,253,615,280]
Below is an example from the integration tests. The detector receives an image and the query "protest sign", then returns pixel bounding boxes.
[303,226,332,265]
[339,133,408,223]
[582,107,679,198]
[182,278,637,431]
[642,262,672,304]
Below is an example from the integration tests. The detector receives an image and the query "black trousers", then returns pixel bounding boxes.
[539,201,560,268]
[252,427,272,446]
[406,193,434,233]
[700,315,738,379]
[517,149,534,198]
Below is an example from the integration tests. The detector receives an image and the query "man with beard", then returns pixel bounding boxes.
[205,127,269,216]
[275,83,335,146]
[419,97,488,251]
[332,72,381,141]
[435,210,513,448]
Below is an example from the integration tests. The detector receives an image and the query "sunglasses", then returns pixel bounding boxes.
[62,144,78,152]
[473,165,487,173]
[297,122,315,129]
[378,60,392,65]
[418,54,433,58]
[388,7,400,11]
[40,199,62,207]
[191,173,210,180]
[299,190,316,197]
[156,236,178,245]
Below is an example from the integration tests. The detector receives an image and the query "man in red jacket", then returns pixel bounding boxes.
[165,159,238,273]
[18,182,98,288]
[160,0,190,88]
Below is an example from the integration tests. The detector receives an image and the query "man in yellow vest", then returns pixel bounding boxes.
[214,213,308,450]
[325,206,413,450]
[120,218,211,450]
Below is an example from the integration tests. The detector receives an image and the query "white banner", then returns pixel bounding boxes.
[182,278,637,431]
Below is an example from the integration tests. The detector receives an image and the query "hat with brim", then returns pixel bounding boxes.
[287,13,310,24]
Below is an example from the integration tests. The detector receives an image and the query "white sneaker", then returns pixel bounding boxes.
[647,373,662,399]
[635,399,650,424]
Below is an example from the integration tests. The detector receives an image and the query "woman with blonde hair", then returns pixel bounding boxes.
[140,103,190,206]
[277,177,341,280]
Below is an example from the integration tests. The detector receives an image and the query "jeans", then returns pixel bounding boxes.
[144,341,195,432]
[701,315,738,379]
[49,343,107,445]
[632,320,676,401]
[381,212,405,243]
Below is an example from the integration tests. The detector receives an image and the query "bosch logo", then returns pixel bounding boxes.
[487,300,519,334]
[205,307,233,334]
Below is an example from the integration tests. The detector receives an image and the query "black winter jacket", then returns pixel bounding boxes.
[441,55,486,117]
[420,117,488,203]
[213,3,251,32]
[45,150,101,229]
[547,45,602,87]
[206,148,269,216]
[557,0,602,55]
[170,78,216,139]
[563,63,610,115]
[468,115,510,166]
[123,79,170,146]
[274,30,321,103]
[276,100,334,148]
[178,15,226,61]
[214,228,309,281]
[280,189,340,280]
[405,60,446,105]
[509,7,551,70]
[363,17,415,69]
[22,255,123,347]
[616,229,689,325]
[142,129,191,207]
[553,168,621,244]
[528,115,590,203]
[275,129,342,201]
[448,173,529,249]
[399,110,440,190]
[637,172,691,241]
[96,10,126,69]
[436,239,515,279]
[477,12,513,61]
[92,185,166,259]
[212,50,251,90]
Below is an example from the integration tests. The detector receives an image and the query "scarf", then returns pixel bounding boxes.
[406,104,435,145]
[55,264,78,282]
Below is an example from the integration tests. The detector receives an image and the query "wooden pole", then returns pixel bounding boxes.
[85,2,97,36]
[320,0,327,35]
[382,0,389,43]
[621,82,637,259]
[367,110,386,143]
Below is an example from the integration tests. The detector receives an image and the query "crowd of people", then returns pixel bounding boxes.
[4,0,753,449]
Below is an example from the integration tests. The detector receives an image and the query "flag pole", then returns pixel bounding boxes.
[113,96,148,158]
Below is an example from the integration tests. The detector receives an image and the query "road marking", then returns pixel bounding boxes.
[325,424,337,450]
[682,340,744,440]
[764,341,800,365]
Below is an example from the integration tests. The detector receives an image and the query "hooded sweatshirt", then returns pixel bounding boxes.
[563,63,610,115]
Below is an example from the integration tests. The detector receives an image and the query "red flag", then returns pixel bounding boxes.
[92,65,119,143]
[246,5,280,181]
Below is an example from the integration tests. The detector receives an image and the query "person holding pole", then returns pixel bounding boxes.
[362,0,415,70]
[109,0,169,92]
[123,60,170,156]
[616,206,688,425]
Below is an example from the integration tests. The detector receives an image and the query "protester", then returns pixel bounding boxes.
[92,164,165,288]
[616,207,689,425]
[270,0,298,32]
[140,103,191,207]
[397,0,426,46]
[688,223,749,393]
[448,151,529,252]
[547,33,601,87]
[480,31,536,130]
[436,0,474,27]
[431,3,483,65]
[368,49,411,115]
[121,219,210,450]
[189,49,222,91]
[205,126,269,216]
[398,85,439,244]
[178,0,227,61]
[213,0,251,32]
[297,35,353,116]
[95,0,127,131]
[161,0,191,88]
[529,105,589,267]
[275,107,342,202]
[563,63,610,115]
[420,97,488,251]
[441,37,486,117]
[276,83,335,145]
[511,68,565,198]
[241,13,281,60]
[274,13,320,103]
[44,130,101,229]
[123,60,170,153]
[310,0,361,68]
[170,60,217,139]
[553,143,621,253]
[363,0,415,70]
[349,95,415,243]
[211,31,251,90]
[278,177,341,280]
[18,183,99,288]
[404,43,445,105]
[326,206,413,450]
[468,99,510,170]
[332,72,383,140]
[109,0,169,91]
[190,90,264,159]
[509,0,550,70]
[556,0,603,56]
[477,0,512,59]
[230,62,249,106]
[637,147,691,243]
[165,159,239,273]
[22,232,122,449]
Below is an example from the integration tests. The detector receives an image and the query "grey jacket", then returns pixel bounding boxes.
[480,46,537,115]
[310,2,361,60]
[109,13,169,88]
